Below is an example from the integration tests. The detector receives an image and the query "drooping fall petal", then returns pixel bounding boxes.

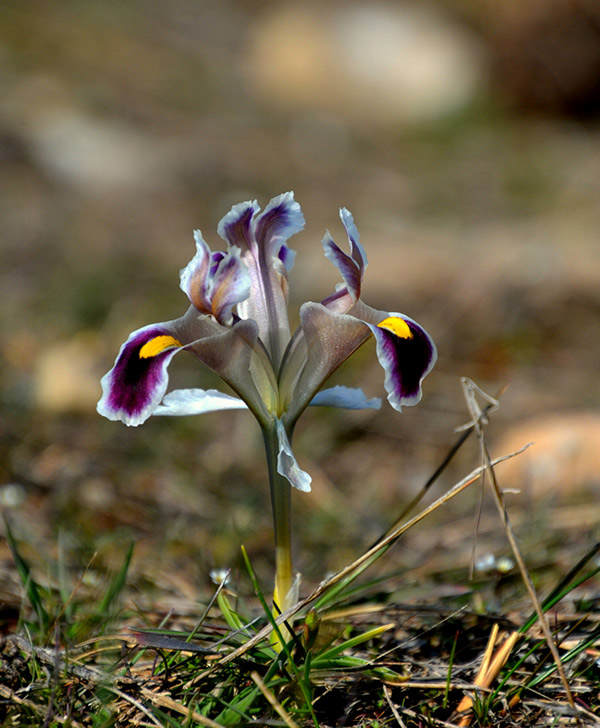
[368,313,437,410]
[185,317,274,423]
[97,323,183,426]
[280,302,372,426]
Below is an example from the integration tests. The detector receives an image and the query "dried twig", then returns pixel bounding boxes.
[251,671,299,728]
[459,378,579,719]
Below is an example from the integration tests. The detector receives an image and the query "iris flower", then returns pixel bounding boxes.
[98,193,436,612]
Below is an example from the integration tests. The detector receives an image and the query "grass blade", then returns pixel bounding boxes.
[4,516,49,634]
[98,541,134,614]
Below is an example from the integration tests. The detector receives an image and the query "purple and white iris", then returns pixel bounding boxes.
[97,193,436,492]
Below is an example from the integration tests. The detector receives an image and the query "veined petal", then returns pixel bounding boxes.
[186,317,274,423]
[154,388,248,416]
[367,312,437,411]
[180,229,211,309]
[309,385,381,410]
[180,232,250,325]
[220,193,304,364]
[322,207,367,303]
[281,302,372,426]
[97,323,183,426]
[208,247,251,324]
[254,191,305,267]
[276,419,312,492]
[217,199,260,252]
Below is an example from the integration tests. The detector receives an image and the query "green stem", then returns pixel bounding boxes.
[262,423,293,612]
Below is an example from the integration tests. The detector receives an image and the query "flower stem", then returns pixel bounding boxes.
[262,424,293,613]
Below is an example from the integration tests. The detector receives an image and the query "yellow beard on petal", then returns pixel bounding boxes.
[377,316,413,339]
[139,335,182,358]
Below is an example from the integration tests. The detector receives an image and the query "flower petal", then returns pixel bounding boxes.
[180,229,211,308]
[219,193,304,364]
[97,323,183,426]
[180,232,250,325]
[154,388,249,416]
[276,419,312,492]
[309,385,381,410]
[340,208,367,272]
[322,207,367,303]
[367,313,437,410]
[217,199,260,251]
[254,191,305,268]
[208,247,251,324]
[280,302,372,426]
[186,317,274,423]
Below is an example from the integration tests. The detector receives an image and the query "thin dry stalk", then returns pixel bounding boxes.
[383,683,408,727]
[251,671,300,728]
[138,687,226,728]
[460,378,578,717]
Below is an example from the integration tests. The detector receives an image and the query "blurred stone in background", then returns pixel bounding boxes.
[245,2,486,125]
[494,412,600,498]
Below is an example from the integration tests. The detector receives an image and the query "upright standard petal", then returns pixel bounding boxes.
[97,323,183,426]
[254,192,305,267]
[218,193,304,364]
[180,232,250,325]
[322,207,367,304]
[217,199,260,253]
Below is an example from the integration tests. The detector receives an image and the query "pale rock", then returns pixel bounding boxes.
[34,333,103,413]
[245,1,486,125]
[492,412,600,498]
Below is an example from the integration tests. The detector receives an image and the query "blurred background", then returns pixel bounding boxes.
[1,0,599,612]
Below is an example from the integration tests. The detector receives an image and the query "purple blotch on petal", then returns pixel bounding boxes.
[370,315,437,411]
[278,244,296,273]
[97,326,180,426]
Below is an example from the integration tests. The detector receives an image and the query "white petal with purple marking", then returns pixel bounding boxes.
[97,323,182,427]
[367,313,437,411]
